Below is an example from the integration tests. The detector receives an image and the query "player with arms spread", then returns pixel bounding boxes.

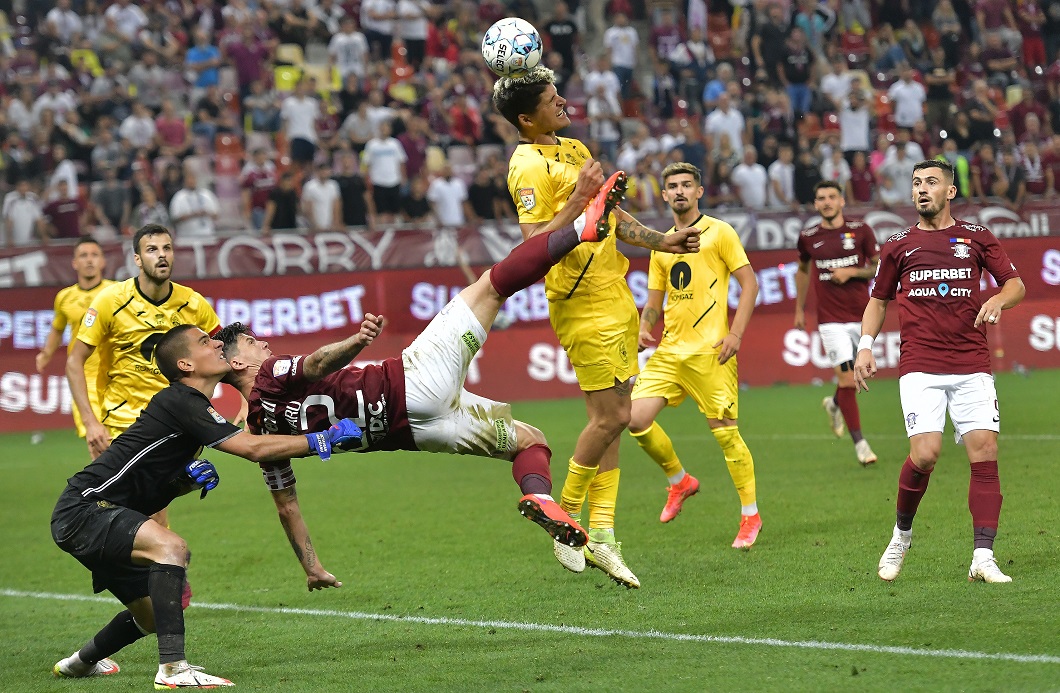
[795,181,881,466]
[628,163,763,545]
[220,184,627,587]
[51,324,360,688]
[36,237,115,445]
[855,159,1026,583]
[495,66,701,588]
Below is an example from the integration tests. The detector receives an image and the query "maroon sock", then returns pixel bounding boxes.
[969,460,1002,549]
[834,386,863,443]
[489,226,578,298]
[512,443,552,495]
[896,457,931,531]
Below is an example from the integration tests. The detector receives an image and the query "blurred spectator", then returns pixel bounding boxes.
[778,27,814,115]
[42,179,87,241]
[1009,87,1048,141]
[2,179,44,246]
[705,160,740,209]
[704,91,746,156]
[767,142,797,209]
[426,163,470,227]
[449,92,483,146]
[334,153,372,228]
[585,55,622,105]
[876,169,907,208]
[262,171,299,235]
[90,128,124,179]
[794,147,825,205]
[888,65,927,129]
[131,185,170,229]
[244,80,282,134]
[938,138,972,198]
[120,102,157,154]
[185,29,222,103]
[330,15,370,82]
[1017,0,1047,68]
[401,175,433,223]
[871,23,907,77]
[1021,112,1047,147]
[127,51,167,112]
[91,165,130,235]
[658,119,687,156]
[839,89,872,161]
[976,0,1022,55]
[302,160,343,232]
[45,0,83,45]
[7,87,33,138]
[713,132,742,177]
[702,62,735,112]
[276,0,318,47]
[966,79,1000,144]
[544,2,578,73]
[994,147,1027,209]
[793,0,831,59]
[1021,139,1049,196]
[240,148,277,230]
[281,78,321,172]
[603,13,638,97]
[169,164,219,238]
[821,146,852,189]
[898,19,930,71]
[192,84,224,143]
[750,3,789,84]
[47,144,79,202]
[616,124,659,173]
[652,59,678,119]
[396,116,430,180]
[882,131,920,181]
[466,166,506,223]
[627,157,662,213]
[396,0,430,69]
[587,83,622,164]
[104,0,148,43]
[981,31,1020,87]
[972,143,999,202]
[923,48,956,136]
[670,27,713,114]
[155,100,192,158]
[361,0,396,60]
[55,111,93,165]
[819,55,853,110]
[33,80,78,126]
[365,89,398,134]
[933,0,964,68]
[650,7,684,63]
[731,146,769,209]
[226,24,270,98]
[839,0,872,33]
[312,0,348,39]
[848,151,874,203]
[362,120,407,224]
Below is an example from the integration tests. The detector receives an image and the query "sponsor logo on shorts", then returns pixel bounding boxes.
[494,419,510,453]
[905,412,918,429]
[207,406,227,424]
[84,308,97,327]
[518,187,536,211]
[461,330,481,354]
[273,359,292,377]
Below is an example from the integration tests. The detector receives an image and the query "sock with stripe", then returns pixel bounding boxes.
[896,457,932,531]
[512,443,552,495]
[712,426,756,508]
[969,460,1002,550]
[834,386,863,443]
[586,468,620,531]
[630,422,685,483]
[559,458,598,517]
[489,224,582,297]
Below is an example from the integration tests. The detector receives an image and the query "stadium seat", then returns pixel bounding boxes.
[215,134,244,158]
[842,32,871,69]
[275,43,305,67]
[424,145,446,174]
[245,131,275,155]
[874,90,893,116]
[301,64,339,93]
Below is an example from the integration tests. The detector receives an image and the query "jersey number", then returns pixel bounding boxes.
[299,394,368,451]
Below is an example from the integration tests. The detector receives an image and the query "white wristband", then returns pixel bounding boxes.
[858,335,875,352]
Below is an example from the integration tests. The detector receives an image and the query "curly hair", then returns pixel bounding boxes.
[491,66,556,129]
[214,322,253,360]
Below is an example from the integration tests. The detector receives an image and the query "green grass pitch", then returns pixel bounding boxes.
[3,371,1059,692]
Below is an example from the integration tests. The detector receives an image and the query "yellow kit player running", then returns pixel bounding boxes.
[36,238,115,445]
[628,163,763,548]
[494,67,701,587]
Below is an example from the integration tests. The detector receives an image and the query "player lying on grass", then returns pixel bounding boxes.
[220,171,700,588]
[50,323,362,689]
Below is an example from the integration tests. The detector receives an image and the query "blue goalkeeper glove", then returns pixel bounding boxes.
[305,418,363,461]
[186,459,219,499]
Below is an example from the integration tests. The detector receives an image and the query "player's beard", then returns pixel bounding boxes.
[668,197,692,214]
[143,261,172,284]
[916,195,945,220]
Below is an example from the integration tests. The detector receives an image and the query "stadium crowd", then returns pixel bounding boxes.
[3,0,1060,247]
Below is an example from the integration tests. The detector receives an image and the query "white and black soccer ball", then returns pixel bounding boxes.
[481,18,543,78]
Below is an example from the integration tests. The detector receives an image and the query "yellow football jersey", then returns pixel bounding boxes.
[78,278,220,430]
[507,137,628,300]
[648,214,750,355]
[52,279,115,433]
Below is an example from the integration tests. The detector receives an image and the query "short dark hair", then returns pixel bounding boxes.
[491,67,556,129]
[215,322,252,360]
[911,159,954,182]
[155,324,200,382]
[814,180,843,196]
[74,236,102,253]
[133,224,172,255]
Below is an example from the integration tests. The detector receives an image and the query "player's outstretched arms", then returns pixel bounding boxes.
[974,277,1026,327]
[216,419,362,462]
[614,207,702,254]
[302,313,385,382]
[267,480,343,591]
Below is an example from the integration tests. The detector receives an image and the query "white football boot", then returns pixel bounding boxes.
[154,661,234,689]
[822,396,845,438]
[968,548,1013,583]
[53,652,120,678]
[878,526,911,581]
[553,539,587,573]
[855,439,878,466]
[584,531,640,589]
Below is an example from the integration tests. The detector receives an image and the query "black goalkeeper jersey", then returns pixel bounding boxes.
[65,382,241,516]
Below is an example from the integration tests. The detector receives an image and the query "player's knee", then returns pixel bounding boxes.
[157,536,190,566]
[627,410,653,434]
[910,446,940,469]
[515,421,547,448]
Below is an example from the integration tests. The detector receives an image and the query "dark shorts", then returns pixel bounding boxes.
[51,487,151,604]
[372,184,401,215]
[289,137,317,164]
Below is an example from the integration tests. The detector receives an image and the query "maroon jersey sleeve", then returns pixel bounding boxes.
[979,228,1020,286]
[871,232,904,301]
[796,232,810,264]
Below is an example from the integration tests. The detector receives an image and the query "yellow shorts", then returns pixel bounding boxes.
[549,281,639,392]
[632,350,739,420]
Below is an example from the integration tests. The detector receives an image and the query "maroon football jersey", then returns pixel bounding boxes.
[797,220,880,323]
[871,219,1020,377]
[240,163,277,211]
[248,355,417,452]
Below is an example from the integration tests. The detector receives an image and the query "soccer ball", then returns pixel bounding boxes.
[481,18,543,78]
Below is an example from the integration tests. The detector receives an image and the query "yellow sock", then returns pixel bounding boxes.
[559,458,598,517]
[587,468,620,530]
[630,422,684,479]
[713,426,756,507]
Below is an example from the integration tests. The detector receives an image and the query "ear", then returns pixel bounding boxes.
[133,252,143,269]
[177,355,195,377]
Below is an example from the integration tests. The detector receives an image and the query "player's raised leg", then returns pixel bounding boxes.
[514,421,588,549]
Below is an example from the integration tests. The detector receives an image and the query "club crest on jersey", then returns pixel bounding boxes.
[84,308,97,327]
[952,243,971,259]
[207,406,227,424]
[272,359,292,377]
[517,187,536,211]
[842,232,856,250]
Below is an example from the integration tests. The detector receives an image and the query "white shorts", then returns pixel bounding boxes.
[401,295,518,459]
[899,372,1000,444]
[819,322,861,368]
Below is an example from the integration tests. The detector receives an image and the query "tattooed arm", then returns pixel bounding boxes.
[302,313,385,382]
[614,208,701,254]
[269,482,343,591]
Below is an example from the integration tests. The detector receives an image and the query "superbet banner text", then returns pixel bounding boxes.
[2,238,1059,432]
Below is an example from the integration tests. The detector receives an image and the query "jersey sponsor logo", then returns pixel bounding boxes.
[461,330,481,354]
[815,255,860,270]
[84,308,97,327]
[517,187,536,211]
[953,243,971,259]
[207,406,227,424]
[904,247,921,257]
[907,268,973,282]
[273,359,292,377]
[907,283,973,298]
[888,230,909,242]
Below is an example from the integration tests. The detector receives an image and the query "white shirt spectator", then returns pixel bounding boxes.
[616,137,660,173]
[820,71,852,106]
[885,141,926,164]
[587,94,622,144]
[2,190,43,246]
[427,176,469,226]
[881,155,917,196]
[362,136,407,187]
[281,95,321,143]
[821,156,852,187]
[169,187,219,238]
[396,0,430,40]
[584,70,622,104]
[104,3,148,42]
[119,114,157,149]
[46,7,83,43]
[311,3,346,35]
[360,0,395,36]
[302,177,342,229]
[704,107,745,155]
[603,25,639,68]
[767,159,795,208]
[32,91,78,124]
[367,105,397,134]
[329,30,370,79]
[838,100,871,152]
[887,78,927,129]
[7,98,32,137]
[730,162,769,209]
[49,160,79,200]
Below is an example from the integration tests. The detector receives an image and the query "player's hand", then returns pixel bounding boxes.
[974,296,1006,328]
[356,313,385,347]
[638,329,656,351]
[305,418,363,460]
[830,267,856,285]
[853,349,877,393]
[572,158,605,206]
[307,569,343,591]
[793,307,806,331]
[662,227,702,254]
[186,459,220,499]
[85,421,112,459]
[713,333,742,365]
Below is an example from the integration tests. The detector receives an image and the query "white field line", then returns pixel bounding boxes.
[3,588,1059,665]
[679,433,1060,442]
